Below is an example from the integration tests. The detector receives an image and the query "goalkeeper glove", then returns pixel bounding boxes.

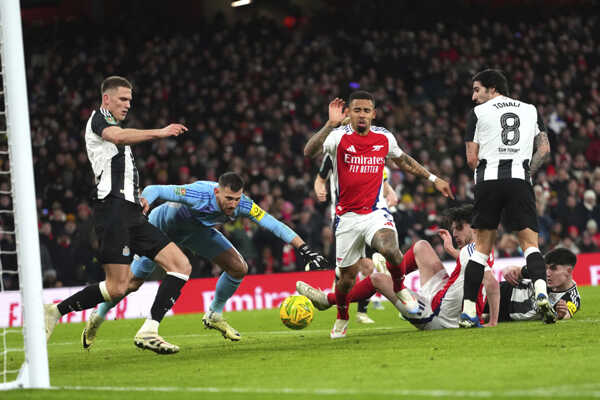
[298,244,330,271]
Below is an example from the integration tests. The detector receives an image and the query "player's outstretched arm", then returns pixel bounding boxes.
[483,270,500,327]
[530,131,550,175]
[101,123,188,145]
[304,98,347,158]
[392,154,454,199]
[140,183,202,209]
[246,204,330,270]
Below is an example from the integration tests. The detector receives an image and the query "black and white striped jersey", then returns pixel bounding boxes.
[465,96,546,184]
[498,280,581,321]
[84,107,140,203]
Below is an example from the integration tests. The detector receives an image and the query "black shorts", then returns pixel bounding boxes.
[93,196,171,264]
[472,178,538,232]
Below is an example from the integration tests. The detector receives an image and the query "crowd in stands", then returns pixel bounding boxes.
[1,2,599,289]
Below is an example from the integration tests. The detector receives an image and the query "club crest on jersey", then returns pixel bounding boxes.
[372,145,384,151]
[122,246,130,257]
[104,114,118,125]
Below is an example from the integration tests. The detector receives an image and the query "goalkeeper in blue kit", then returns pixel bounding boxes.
[82,172,329,353]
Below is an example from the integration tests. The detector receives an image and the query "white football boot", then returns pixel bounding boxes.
[296,281,331,311]
[330,319,349,339]
[81,309,105,349]
[202,310,241,341]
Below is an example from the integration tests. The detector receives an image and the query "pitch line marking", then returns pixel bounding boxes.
[57,385,600,398]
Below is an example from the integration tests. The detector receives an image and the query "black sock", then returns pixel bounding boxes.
[357,298,370,313]
[150,274,187,322]
[57,283,104,315]
[526,252,546,282]
[463,260,485,303]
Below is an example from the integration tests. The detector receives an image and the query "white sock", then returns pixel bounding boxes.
[534,279,548,298]
[139,319,160,334]
[463,299,477,318]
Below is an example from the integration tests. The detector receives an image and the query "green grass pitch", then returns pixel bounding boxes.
[4,286,600,400]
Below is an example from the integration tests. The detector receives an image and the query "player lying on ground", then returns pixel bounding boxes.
[298,204,501,329]
[81,172,329,351]
[487,248,581,322]
[304,91,453,338]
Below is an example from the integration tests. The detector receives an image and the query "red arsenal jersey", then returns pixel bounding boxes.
[323,124,403,215]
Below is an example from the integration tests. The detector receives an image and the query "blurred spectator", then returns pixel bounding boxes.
[13,3,600,287]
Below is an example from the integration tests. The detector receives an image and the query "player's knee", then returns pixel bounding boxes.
[229,258,248,280]
[127,278,144,293]
[413,240,432,257]
[108,280,129,299]
[168,253,192,276]
[358,258,374,276]
[369,272,386,289]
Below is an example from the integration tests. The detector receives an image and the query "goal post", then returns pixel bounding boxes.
[0,0,50,390]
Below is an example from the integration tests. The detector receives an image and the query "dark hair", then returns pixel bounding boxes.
[218,172,244,192]
[472,69,509,96]
[101,76,133,94]
[545,248,577,269]
[443,204,474,229]
[348,90,375,107]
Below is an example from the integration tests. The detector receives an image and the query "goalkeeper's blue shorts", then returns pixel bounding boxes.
[130,203,233,279]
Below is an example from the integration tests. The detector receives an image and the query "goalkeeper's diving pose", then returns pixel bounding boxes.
[82,172,329,353]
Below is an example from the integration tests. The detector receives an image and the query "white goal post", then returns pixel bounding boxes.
[0,0,50,390]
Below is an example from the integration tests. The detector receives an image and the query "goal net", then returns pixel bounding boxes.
[0,0,49,390]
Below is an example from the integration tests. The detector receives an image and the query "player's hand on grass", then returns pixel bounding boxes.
[299,244,330,271]
[161,123,188,138]
[140,197,150,215]
[502,266,522,286]
[555,300,571,320]
[327,98,347,128]
[433,178,454,199]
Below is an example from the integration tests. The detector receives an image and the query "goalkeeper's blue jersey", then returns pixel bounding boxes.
[141,181,297,243]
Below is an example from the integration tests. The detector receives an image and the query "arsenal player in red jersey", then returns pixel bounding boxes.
[304,91,453,338]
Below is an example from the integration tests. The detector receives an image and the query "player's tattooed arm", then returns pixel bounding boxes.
[530,131,550,175]
[393,154,454,199]
[304,98,347,158]
[392,153,431,179]
[304,123,336,158]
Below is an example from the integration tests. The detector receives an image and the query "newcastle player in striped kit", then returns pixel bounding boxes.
[44,76,192,353]
[460,69,554,327]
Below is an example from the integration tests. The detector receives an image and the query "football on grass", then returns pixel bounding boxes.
[279,295,315,330]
